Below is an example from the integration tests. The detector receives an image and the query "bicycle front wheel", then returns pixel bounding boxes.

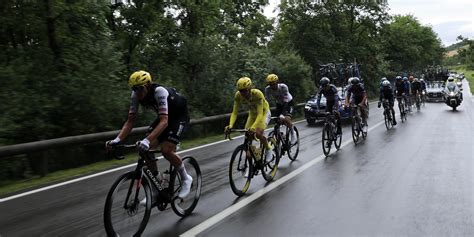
[322,123,332,156]
[229,145,253,196]
[104,171,152,237]
[262,137,280,182]
[334,125,342,149]
[171,156,202,217]
[287,126,300,161]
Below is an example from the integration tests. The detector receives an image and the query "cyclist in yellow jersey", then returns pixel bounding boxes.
[224,77,272,161]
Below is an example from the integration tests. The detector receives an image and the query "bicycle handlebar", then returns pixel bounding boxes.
[107,143,161,160]
[224,129,254,140]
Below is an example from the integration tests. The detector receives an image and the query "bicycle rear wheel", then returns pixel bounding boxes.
[171,156,202,217]
[334,124,342,149]
[262,137,280,182]
[229,145,253,196]
[287,126,300,161]
[322,123,332,156]
[104,171,152,237]
[384,110,391,130]
[351,117,360,144]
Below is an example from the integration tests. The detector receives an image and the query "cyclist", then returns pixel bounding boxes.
[264,74,297,144]
[344,77,368,132]
[316,77,342,134]
[403,76,412,111]
[411,78,422,107]
[224,77,273,161]
[105,70,193,198]
[378,80,397,125]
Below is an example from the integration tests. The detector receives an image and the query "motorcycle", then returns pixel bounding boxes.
[443,82,462,110]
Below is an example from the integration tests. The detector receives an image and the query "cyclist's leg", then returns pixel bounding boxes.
[159,117,193,198]
[255,110,272,160]
[389,99,397,124]
[331,100,342,134]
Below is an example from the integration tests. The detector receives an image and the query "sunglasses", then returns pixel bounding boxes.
[132,85,146,92]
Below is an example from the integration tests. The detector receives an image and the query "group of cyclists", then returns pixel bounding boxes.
[382,75,428,122]
[104,69,433,202]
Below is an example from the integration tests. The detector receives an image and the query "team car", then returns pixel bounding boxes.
[304,87,351,125]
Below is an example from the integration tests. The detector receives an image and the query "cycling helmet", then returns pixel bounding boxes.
[237,77,252,90]
[382,80,390,87]
[129,70,152,87]
[381,77,387,82]
[350,77,360,85]
[403,76,408,81]
[396,76,402,81]
[420,78,425,82]
[320,77,330,86]
[266,74,279,84]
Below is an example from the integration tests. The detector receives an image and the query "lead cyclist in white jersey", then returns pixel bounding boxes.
[264,74,297,144]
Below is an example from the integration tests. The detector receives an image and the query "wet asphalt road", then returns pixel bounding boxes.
[0,81,472,237]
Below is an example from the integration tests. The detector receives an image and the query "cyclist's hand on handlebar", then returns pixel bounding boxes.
[137,138,150,152]
[105,138,121,150]
[224,125,232,134]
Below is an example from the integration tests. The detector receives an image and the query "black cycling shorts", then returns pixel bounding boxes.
[275,100,295,118]
[148,116,189,145]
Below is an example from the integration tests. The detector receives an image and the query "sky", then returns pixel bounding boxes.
[263,0,474,47]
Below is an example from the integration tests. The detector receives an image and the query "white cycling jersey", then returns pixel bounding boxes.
[264,83,293,104]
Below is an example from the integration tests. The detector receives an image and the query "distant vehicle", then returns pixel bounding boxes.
[443,82,463,110]
[425,81,444,102]
[304,87,351,125]
[458,72,465,80]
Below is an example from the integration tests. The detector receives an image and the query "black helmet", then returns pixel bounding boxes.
[350,77,360,85]
[320,77,330,86]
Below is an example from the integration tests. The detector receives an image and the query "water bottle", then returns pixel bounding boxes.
[251,145,262,161]
[161,170,170,189]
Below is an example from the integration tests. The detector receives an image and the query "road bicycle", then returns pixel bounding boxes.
[226,129,279,197]
[415,92,421,112]
[396,96,407,123]
[268,117,299,161]
[321,112,342,156]
[381,99,393,130]
[349,104,367,144]
[104,144,201,236]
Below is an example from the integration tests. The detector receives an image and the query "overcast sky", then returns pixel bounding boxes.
[264,0,474,47]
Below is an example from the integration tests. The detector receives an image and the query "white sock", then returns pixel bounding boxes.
[177,163,189,180]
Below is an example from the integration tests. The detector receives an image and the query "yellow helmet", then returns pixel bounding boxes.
[129,70,152,87]
[266,74,279,84]
[236,77,252,90]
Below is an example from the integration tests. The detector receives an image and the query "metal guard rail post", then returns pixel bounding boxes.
[0,103,305,158]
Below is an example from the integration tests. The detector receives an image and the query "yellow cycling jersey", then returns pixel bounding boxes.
[229,89,270,129]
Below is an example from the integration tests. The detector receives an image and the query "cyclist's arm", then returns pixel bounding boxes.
[229,92,240,128]
[116,92,139,140]
[117,113,136,141]
[145,87,170,141]
[264,86,271,102]
[251,91,266,129]
[280,84,292,103]
[316,87,322,107]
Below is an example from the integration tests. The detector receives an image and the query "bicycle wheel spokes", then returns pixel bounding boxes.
[287,126,300,161]
[171,156,202,217]
[322,123,332,156]
[262,137,280,182]
[229,145,252,196]
[104,172,151,237]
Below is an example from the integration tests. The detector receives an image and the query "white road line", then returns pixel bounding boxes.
[180,120,385,237]
[0,120,306,203]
